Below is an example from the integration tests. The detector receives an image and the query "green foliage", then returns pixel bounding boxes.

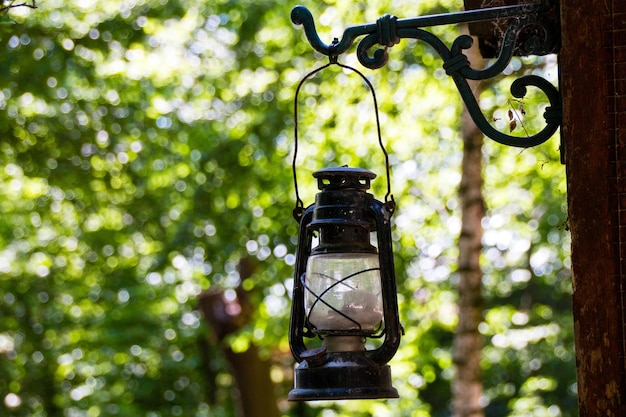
[0,0,574,417]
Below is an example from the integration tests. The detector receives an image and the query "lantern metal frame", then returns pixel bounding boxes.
[288,167,402,401]
[290,0,562,156]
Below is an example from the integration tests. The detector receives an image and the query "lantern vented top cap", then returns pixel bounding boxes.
[313,166,376,191]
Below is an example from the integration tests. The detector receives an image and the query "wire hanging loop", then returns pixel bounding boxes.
[292,47,395,222]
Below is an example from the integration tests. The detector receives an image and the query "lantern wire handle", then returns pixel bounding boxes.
[292,43,395,221]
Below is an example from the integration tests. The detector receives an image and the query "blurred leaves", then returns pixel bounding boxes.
[0,0,573,416]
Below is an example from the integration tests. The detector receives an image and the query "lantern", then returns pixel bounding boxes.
[288,166,402,401]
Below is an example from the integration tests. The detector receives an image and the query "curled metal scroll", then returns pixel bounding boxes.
[291,2,562,150]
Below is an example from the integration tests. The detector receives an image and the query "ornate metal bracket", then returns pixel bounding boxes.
[291,1,562,156]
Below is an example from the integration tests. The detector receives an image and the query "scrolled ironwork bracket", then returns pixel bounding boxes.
[291,1,563,160]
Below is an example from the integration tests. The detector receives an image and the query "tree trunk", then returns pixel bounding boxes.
[451,29,486,417]
[198,259,281,417]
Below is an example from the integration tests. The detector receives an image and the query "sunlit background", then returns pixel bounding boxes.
[0,1,573,416]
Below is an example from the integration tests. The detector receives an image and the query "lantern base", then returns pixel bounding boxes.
[288,350,398,401]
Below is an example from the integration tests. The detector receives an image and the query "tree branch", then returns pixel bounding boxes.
[1,1,37,15]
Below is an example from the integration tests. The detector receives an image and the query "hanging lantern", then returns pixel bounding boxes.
[288,166,402,401]
[287,58,402,401]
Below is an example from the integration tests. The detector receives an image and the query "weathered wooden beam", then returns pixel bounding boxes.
[562,0,626,415]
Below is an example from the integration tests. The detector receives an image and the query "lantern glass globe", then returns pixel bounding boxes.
[305,252,383,334]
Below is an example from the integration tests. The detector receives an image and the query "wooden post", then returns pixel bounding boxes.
[561,0,626,415]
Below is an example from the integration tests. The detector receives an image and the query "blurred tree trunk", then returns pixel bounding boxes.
[451,29,486,417]
[198,259,281,417]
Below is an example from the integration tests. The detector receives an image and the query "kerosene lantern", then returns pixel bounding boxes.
[288,166,402,401]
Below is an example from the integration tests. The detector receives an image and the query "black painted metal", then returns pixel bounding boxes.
[288,3,562,401]
[290,2,562,150]
[288,204,314,361]
[308,167,378,256]
[288,351,398,401]
[288,167,402,400]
